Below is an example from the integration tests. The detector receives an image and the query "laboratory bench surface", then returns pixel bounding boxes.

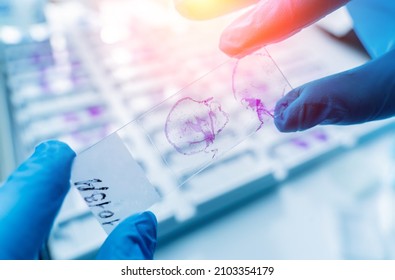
[155,128,395,259]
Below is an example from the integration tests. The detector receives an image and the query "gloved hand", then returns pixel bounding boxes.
[0,140,157,260]
[175,0,395,132]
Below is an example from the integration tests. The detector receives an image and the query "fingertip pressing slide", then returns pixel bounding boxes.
[220,0,349,57]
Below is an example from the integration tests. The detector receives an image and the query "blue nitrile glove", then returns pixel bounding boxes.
[176,0,395,132]
[0,140,157,259]
[274,48,395,131]
[96,211,157,260]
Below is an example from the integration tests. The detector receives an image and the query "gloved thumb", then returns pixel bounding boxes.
[96,212,157,260]
[0,141,75,259]
[274,48,395,132]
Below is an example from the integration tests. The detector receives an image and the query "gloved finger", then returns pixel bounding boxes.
[274,48,395,132]
[174,0,259,20]
[96,212,157,260]
[0,141,75,259]
[220,0,349,57]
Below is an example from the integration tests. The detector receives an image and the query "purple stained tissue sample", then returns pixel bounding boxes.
[314,131,328,141]
[88,106,103,117]
[232,53,286,130]
[291,138,309,149]
[239,92,274,131]
[165,97,229,156]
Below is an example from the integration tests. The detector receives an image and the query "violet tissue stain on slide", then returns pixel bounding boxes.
[165,97,229,157]
[232,53,281,130]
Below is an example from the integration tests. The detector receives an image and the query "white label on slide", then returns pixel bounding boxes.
[71,133,161,234]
